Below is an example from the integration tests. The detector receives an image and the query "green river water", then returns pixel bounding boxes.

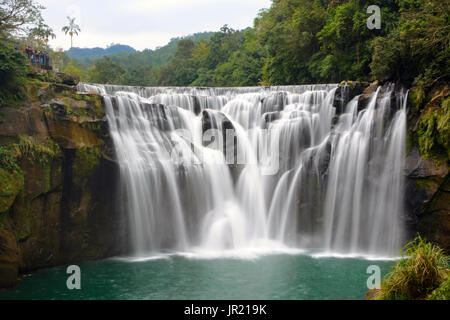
[0,251,395,300]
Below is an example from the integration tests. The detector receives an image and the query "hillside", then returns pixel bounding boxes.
[68,31,215,68]
[66,44,136,61]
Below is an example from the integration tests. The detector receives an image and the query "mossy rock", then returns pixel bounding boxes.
[0,167,24,213]
[55,72,79,86]
[409,87,426,113]
[417,97,450,161]
[0,228,19,288]
[427,272,450,300]
[73,146,101,181]
[11,191,31,241]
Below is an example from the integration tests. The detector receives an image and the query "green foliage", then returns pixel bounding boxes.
[0,145,24,214]
[62,61,84,79]
[1,0,444,90]
[370,0,449,84]
[377,236,449,300]
[0,166,24,213]
[70,32,214,69]
[36,0,443,89]
[158,25,262,87]
[212,29,265,86]
[61,16,81,48]
[0,0,47,38]
[426,272,450,300]
[256,0,328,84]
[28,16,55,46]
[158,39,197,86]
[73,146,101,178]
[123,65,159,87]
[0,146,20,172]
[0,40,27,106]
[417,98,450,160]
[49,49,70,71]
[87,56,126,85]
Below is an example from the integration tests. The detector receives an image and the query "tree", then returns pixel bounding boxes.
[213,29,265,86]
[61,16,81,49]
[0,41,27,105]
[87,56,125,84]
[28,17,55,49]
[370,0,450,85]
[255,0,329,85]
[50,48,70,71]
[123,65,159,87]
[203,25,245,71]
[62,62,84,79]
[158,39,197,86]
[0,0,46,38]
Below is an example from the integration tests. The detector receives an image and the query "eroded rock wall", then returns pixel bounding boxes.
[0,74,127,288]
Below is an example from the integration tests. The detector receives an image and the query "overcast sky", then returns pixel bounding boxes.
[38,0,272,51]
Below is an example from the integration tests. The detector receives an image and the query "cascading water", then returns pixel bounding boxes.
[79,82,407,257]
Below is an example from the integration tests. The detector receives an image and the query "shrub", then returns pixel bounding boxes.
[426,272,450,300]
[0,146,20,171]
[0,41,27,106]
[377,236,448,300]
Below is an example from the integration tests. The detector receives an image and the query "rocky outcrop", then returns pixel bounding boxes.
[404,148,450,252]
[404,85,450,252]
[333,81,369,114]
[0,72,126,288]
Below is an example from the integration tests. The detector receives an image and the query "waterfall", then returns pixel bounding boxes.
[79,82,407,257]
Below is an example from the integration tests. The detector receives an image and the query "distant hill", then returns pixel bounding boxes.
[66,44,136,60]
[68,32,215,68]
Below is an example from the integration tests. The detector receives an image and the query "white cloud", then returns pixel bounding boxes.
[37,0,272,51]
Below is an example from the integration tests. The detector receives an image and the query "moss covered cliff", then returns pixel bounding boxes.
[405,83,450,253]
[0,69,126,288]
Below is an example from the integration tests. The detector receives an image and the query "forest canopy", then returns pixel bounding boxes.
[1,0,449,89]
[77,0,447,88]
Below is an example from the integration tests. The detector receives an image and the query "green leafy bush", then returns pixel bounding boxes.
[0,41,27,106]
[0,146,20,172]
[426,272,450,300]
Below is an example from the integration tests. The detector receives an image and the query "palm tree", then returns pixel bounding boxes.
[61,16,81,48]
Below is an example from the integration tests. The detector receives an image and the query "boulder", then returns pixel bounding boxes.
[404,147,450,252]
[55,72,80,86]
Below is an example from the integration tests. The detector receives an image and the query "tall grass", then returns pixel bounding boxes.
[426,272,450,300]
[377,236,449,300]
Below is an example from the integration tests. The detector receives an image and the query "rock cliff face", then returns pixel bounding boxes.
[404,84,450,252]
[0,72,127,288]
